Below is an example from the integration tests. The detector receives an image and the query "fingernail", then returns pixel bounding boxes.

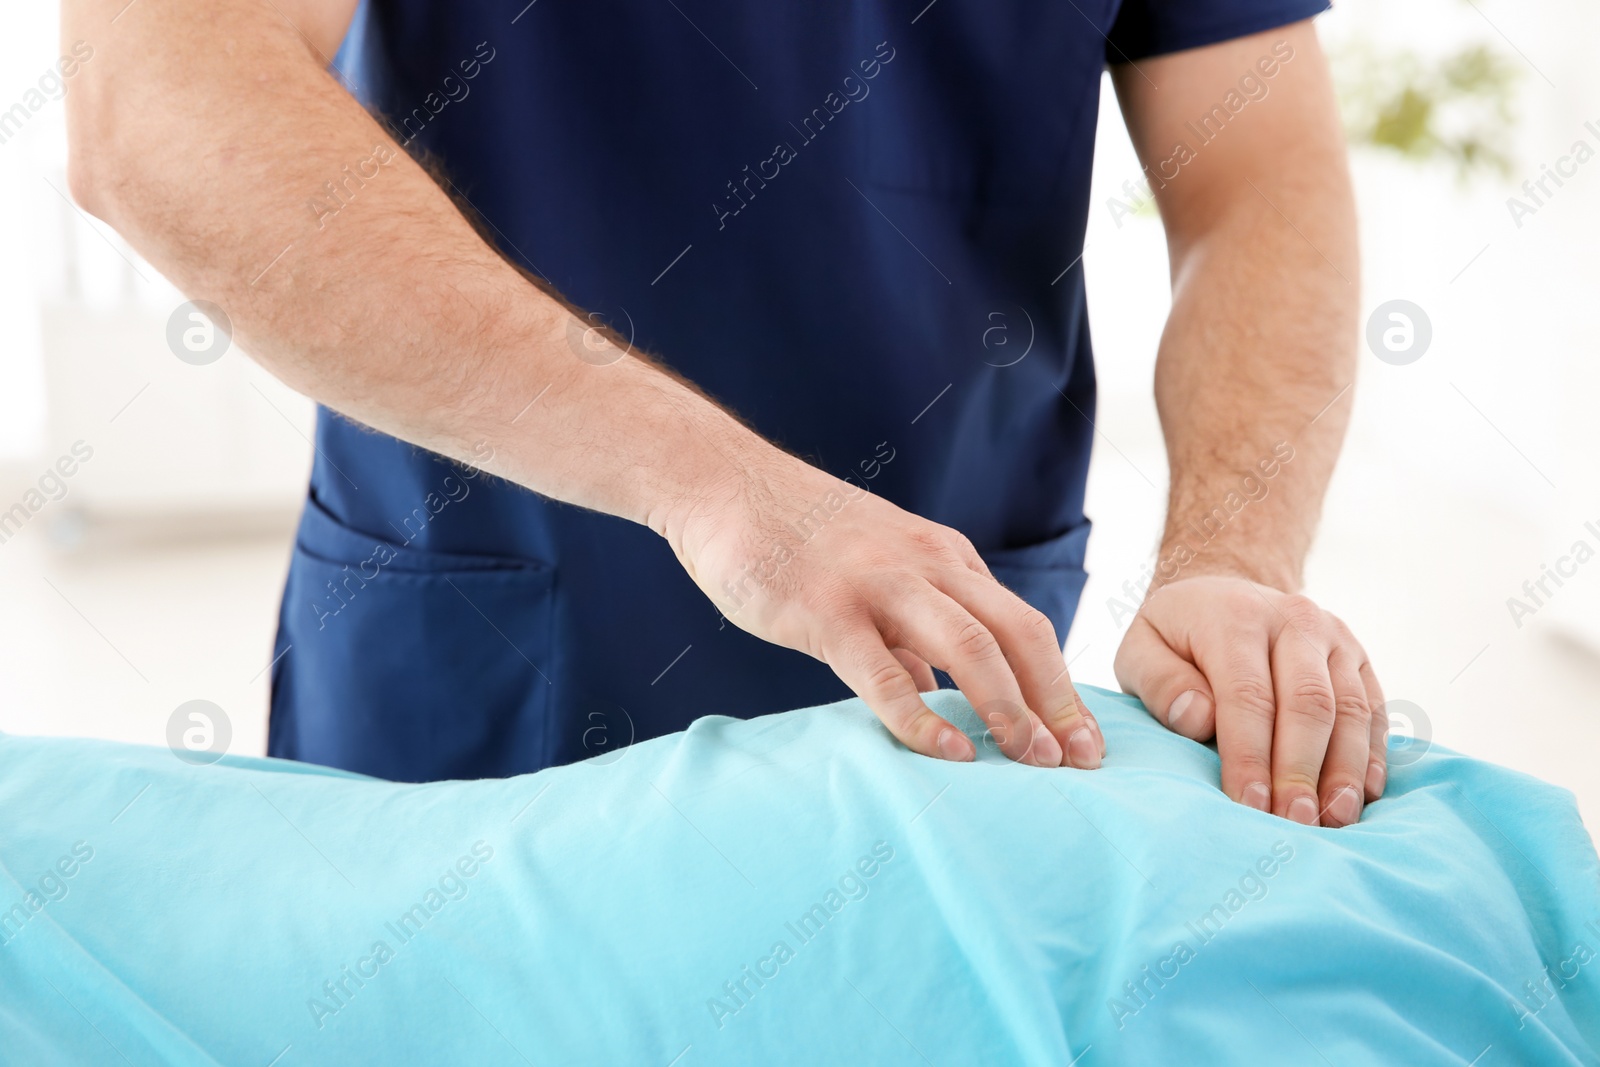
[1242,781,1271,812]
[1067,727,1100,770]
[937,727,974,762]
[1366,761,1386,797]
[1287,795,1319,826]
[1087,714,1105,757]
[1029,723,1063,767]
[1167,689,1200,731]
[1327,786,1361,827]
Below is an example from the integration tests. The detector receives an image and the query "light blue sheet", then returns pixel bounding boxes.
[2,685,1597,1065]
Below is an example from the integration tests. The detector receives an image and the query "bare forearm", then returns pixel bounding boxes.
[1112,22,1359,593]
[1152,180,1357,591]
[63,0,765,542]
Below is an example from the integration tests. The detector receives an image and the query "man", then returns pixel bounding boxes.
[64,0,1385,827]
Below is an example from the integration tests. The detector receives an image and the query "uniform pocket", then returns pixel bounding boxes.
[980,522,1092,635]
[270,497,556,782]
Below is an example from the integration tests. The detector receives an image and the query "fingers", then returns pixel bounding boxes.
[1361,660,1388,801]
[1267,617,1337,827]
[1208,638,1277,814]
[949,534,996,581]
[1317,645,1373,827]
[1112,615,1216,740]
[942,571,1102,768]
[885,581,1064,768]
[1112,577,1385,828]
[890,647,938,693]
[826,628,974,762]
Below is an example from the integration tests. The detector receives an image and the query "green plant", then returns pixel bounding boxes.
[1334,38,1520,179]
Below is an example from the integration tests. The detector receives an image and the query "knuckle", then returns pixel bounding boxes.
[945,528,978,558]
[861,659,912,703]
[907,527,954,559]
[1285,681,1337,725]
[1226,676,1278,721]
[1277,769,1322,795]
[1368,701,1390,731]
[1279,594,1325,629]
[951,617,1001,662]
[812,581,870,621]
[1334,690,1372,727]
[1017,606,1058,645]
[1227,751,1274,782]
[1223,586,1263,617]
[1279,592,1318,615]
[1049,704,1087,733]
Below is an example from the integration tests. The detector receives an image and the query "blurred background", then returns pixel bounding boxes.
[1,1,1595,839]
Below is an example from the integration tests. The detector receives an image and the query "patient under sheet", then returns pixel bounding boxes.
[1,685,1597,1065]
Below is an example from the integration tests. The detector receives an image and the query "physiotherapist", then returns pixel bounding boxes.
[65,0,1385,827]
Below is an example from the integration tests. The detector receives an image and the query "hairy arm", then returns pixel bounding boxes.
[1114,21,1357,589]
[64,0,750,531]
[1110,21,1387,828]
[62,0,1104,769]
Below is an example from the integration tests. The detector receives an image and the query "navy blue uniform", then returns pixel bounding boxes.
[269,0,1326,781]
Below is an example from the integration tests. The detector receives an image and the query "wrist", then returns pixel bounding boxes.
[646,426,789,559]
[1146,542,1302,598]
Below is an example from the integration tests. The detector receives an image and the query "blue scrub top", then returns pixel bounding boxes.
[268,0,1327,782]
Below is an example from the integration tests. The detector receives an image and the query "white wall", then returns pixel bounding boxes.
[1069,0,1600,839]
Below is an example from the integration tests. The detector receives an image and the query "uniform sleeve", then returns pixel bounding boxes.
[1105,0,1330,64]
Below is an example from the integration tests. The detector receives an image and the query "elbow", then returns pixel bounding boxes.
[64,88,118,220]
[65,142,108,220]
[62,33,139,224]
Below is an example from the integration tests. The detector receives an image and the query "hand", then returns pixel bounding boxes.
[668,450,1104,769]
[1112,575,1386,827]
